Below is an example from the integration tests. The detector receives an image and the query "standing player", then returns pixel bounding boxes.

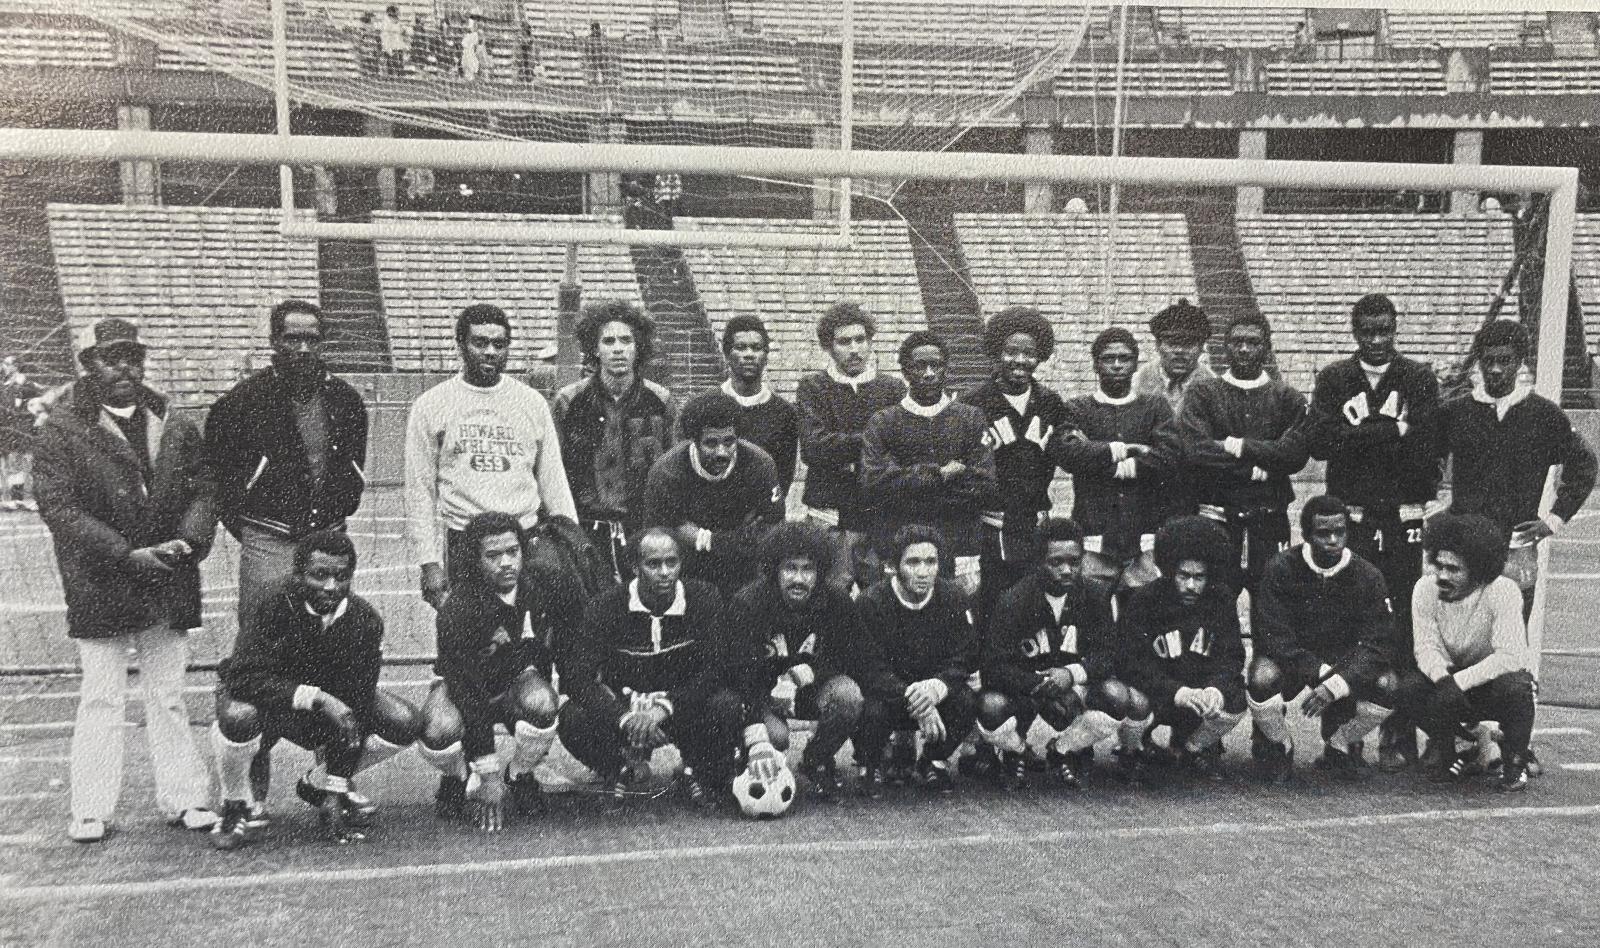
[1122,516,1247,778]
[35,319,219,842]
[861,331,998,595]
[641,392,784,597]
[553,301,678,582]
[1396,513,1537,791]
[0,354,40,510]
[1177,313,1309,609]
[795,303,904,593]
[1055,327,1180,595]
[853,525,980,796]
[720,521,867,801]
[976,517,1152,790]
[1247,496,1399,782]
[681,314,799,499]
[1305,294,1440,770]
[557,527,743,807]
[405,304,576,608]
[206,299,369,633]
[210,530,420,848]
[418,512,581,830]
[1133,299,1215,418]
[961,307,1071,620]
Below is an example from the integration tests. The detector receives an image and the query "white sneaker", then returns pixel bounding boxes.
[18,498,37,512]
[67,817,108,843]
[0,500,16,512]
[169,808,220,831]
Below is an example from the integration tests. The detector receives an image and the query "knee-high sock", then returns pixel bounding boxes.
[213,724,262,802]
[1053,709,1119,754]
[1328,701,1391,752]
[1248,693,1292,749]
[418,741,468,780]
[1185,710,1245,752]
[976,717,1026,755]
[1118,714,1153,750]
[354,734,411,777]
[507,721,558,779]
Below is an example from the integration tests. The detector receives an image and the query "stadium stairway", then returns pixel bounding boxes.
[904,211,989,395]
[628,243,724,396]
[1178,190,1263,366]
[0,174,77,386]
[316,238,393,372]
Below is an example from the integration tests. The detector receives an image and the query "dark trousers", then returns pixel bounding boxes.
[856,685,978,765]
[1396,670,1537,758]
[216,684,417,780]
[580,518,633,585]
[976,518,1037,631]
[558,684,743,785]
[1347,504,1424,661]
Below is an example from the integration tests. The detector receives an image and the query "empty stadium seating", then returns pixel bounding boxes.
[153,25,358,83]
[1490,60,1600,96]
[1156,6,1303,49]
[521,0,681,40]
[0,23,117,69]
[677,217,925,398]
[1574,216,1600,330]
[1385,11,1546,48]
[1234,214,1517,390]
[371,212,642,373]
[1054,60,1232,97]
[1266,60,1446,96]
[726,0,1088,48]
[954,213,1198,393]
[46,205,318,406]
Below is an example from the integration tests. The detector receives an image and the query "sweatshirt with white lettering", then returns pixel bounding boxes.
[405,374,577,565]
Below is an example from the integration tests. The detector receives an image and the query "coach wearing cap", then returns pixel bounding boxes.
[34,319,220,842]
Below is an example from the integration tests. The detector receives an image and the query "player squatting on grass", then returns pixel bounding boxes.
[30,296,1592,847]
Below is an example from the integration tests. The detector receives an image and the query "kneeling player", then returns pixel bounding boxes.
[977,517,1153,789]
[211,531,420,848]
[720,521,867,802]
[853,525,980,796]
[419,513,581,831]
[557,527,743,807]
[1397,513,1537,791]
[1248,496,1398,782]
[1123,516,1247,778]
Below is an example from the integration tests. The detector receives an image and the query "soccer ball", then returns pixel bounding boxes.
[732,764,796,819]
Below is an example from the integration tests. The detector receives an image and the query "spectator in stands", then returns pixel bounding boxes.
[357,11,382,77]
[553,301,677,583]
[404,304,577,609]
[585,21,612,86]
[459,13,486,82]
[34,319,219,843]
[643,392,783,598]
[861,330,998,595]
[0,354,41,511]
[653,173,683,221]
[680,315,799,498]
[380,5,409,76]
[517,25,540,83]
[796,303,905,594]
[961,306,1071,624]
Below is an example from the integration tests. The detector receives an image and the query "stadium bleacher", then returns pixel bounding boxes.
[953,213,1198,393]
[1234,213,1517,390]
[1575,216,1600,332]
[1384,10,1546,48]
[521,0,681,40]
[726,0,1086,48]
[152,23,358,83]
[371,212,642,374]
[1156,6,1303,48]
[1054,60,1232,97]
[677,217,925,398]
[0,23,117,69]
[45,204,318,406]
[1265,59,1447,96]
[1490,60,1600,96]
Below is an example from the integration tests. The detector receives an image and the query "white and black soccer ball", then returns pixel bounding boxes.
[733,764,796,819]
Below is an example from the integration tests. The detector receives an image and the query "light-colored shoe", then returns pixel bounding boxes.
[0,500,17,512]
[18,498,37,512]
[169,807,220,831]
[67,817,108,843]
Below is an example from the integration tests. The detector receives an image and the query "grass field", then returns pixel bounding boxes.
[3,497,1600,946]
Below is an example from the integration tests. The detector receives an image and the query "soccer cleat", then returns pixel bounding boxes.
[800,758,843,802]
[962,744,1001,781]
[1249,722,1272,763]
[507,772,545,816]
[66,817,108,844]
[997,752,1028,792]
[858,765,885,800]
[435,775,467,818]
[917,758,954,794]
[1111,744,1149,785]
[1430,747,1469,783]
[210,800,251,851]
[1525,747,1543,778]
[1378,723,1418,773]
[1498,752,1530,792]
[1175,745,1223,781]
[1316,744,1370,781]
[319,793,366,844]
[884,735,917,787]
[296,775,377,822]
[244,800,271,829]
[168,807,221,832]
[1258,740,1294,784]
[679,769,720,810]
[1046,749,1082,789]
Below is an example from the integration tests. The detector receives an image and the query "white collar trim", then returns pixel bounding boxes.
[900,392,953,418]
[1094,387,1138,406]
[1470,367,1533,419]
[690,441,738,482]
[1358,359,1392,377]
[304,597,350,629]
[1301,544,1352,579]
[1222,371,1270,390]
[721,378,772,407]
[628,579,687,617]
[891,576,935,610]
[102,402,138,419]
[827,362,877,386]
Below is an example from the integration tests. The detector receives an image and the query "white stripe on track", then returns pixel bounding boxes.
[1532,727,1593,736]
[0,791,60,803]
[0,678,434,704]
[5,803,1600,904]
[0,756,69,765]
[1559,763,1600,772]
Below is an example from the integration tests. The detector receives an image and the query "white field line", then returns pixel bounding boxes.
[5,803,1600,903]
[0,678,434,704]
[1532,727,1593,736]
[1558,763,1600,772]
[0,756,69,765]
[0,792,60,803]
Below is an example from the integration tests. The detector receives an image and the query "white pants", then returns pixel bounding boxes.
[72,624,211,822]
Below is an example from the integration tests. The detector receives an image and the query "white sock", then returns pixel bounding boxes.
[507,721,557,779]
[1328,701,1391,753]
[1185,710,1245,753]
[1052,709,1119,754]
[418,740,468,780]
[212,724,261,802]
[354,734,410,777]
[1248,693,1292,749]
[976,717,1026,755]
[1118,714,1153,750]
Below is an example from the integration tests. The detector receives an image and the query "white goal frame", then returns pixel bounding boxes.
[0,125,1579,673]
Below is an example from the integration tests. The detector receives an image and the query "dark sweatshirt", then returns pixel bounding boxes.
[1437,387,1596,533]
[982,573,1119,700]
[717,576,868,724]
[679,383,799,497]
[1122,577,1246,707]
[1306,354,1441,509]
[961,378,1071,524]
[222,586,384,720]
[563,578,727,713]
[852,577,979,702]
[640,439,784,596]
[1177,372,1309,514]
[796,368,904,529]
[1254,545,1395,693]
[1055,390,1182,560]
[860,397,999,556]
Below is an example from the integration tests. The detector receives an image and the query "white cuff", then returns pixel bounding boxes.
[787,664,816,689]
[695,528,714,553]
[655,696,675,718]
[1223,436,1244,458]
[742,723,771,749]
[1322,674,1351,701]
[1067,664,1088,686]
[1109,442,1128,463]
[1174,686,1199,707]
[292,685,322,712]
[1543,513,1565,535]
[1396,420,1410,437]
[928,679,950,704]
[1451,671,1475,692]
[470,754,502,776]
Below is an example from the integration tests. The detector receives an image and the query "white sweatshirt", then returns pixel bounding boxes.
[404,375,577,564]
[1411,574,1531,691]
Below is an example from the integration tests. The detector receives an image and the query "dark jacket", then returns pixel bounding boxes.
[640,439,784,597]
[795,369,904,528]
[1306,355,1441,508]
[962,378,1071,520]
[1438,388,1597,533]
[552,374,677,530]
[982,573,1119,699]
[222,586,385,719]
[860,399,999,556]
[205,367,369,539]
[679,385,800,497]
[34,381,216,638]
[1055,391,1181,560]
[562,578,727,713]
[852,577,979,701]
[1177,374,1308,514]
[1255,546,1395,690]
[718,576,868,721]
[1122,577,1246,706]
